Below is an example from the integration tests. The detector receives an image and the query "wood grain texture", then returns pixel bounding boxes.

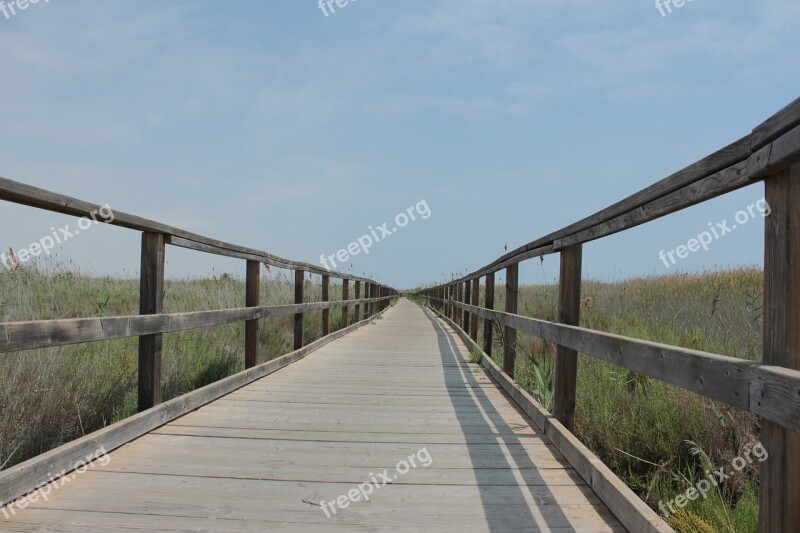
[245,260,260,369]
[554,245,582,431]
[504,264,519,377]
[0,298,394,353]
[758,164,800,531]
[0,177,387,286]
[137,232,165,412]
[0,306,389,510]
[428,302,672,532]
[425,297,800,432]
[1,300,625,532]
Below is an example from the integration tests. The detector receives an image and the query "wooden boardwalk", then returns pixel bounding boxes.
[2,300,623,532]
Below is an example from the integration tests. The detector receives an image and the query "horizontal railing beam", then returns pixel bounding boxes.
[0,297,394,353]
[0,176,383,285]
[421,296,800,434]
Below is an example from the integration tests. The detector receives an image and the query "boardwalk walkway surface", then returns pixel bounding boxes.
[2,299,624,532]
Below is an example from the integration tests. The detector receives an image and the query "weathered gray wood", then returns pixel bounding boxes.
[470,278,480,342]
[245,260,260,369]
[447,135,752,283]
[0,299,394,353]
[341,279,350,329]
[555,160,751,249]
[749,124,800,179]
[484,272,495,356]
[354,281,361,323]
[322,275,330,336]
[438,299,800,431]
[463,279,472,333]
[294,270,305,350]
[0,307,388,509]
[1,300,625,532]
[0,177,388,285]
[554,244,582,431]
[137,232,165,412]
[427,304,672,532]
[759,162,800,531]
[752,96,800,151]
[504,264,519,377]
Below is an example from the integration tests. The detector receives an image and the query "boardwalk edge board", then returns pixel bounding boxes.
[0,307,390,507]
[423,303,675,533]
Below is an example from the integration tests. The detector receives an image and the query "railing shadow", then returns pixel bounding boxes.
[418,305,585,532]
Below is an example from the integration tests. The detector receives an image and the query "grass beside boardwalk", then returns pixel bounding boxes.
[2,262,763,531]
[477,268,763,533]
[0,261,350,473]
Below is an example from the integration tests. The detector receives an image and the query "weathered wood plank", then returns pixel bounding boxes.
[758,163,800,531]
[554,244,582,431]
[433,298,800,431]
[137,232,165,412]
[0,305,391,508]
[429,303,672,532]
[245,260,260,369]
[0,298,394,353]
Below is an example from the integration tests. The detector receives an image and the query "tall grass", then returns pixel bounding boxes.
[477,268,763,532]
[0,259,345,471]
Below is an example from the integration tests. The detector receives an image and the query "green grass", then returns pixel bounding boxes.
[468,267,763,532]
[0,260,352,471]
[2,261,765,531]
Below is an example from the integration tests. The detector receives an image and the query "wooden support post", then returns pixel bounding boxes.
[245,260,260,369]
[342,279,350,329]
[138,232,165,412]
[484,272,495,356]
[450,284,455,320]
[470,278,480,341]
[294,269,305,350]
[364,282,371,319]
[354,281,361,322]
[322,274,330,336]
[554,244,583,431]
[759,163,800,532]
[463,280,472,332]
[503,264,519,377]
[456,282,463,326]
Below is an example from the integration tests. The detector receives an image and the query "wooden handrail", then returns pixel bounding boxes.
[0,178,397,412]
[416,97,800,532]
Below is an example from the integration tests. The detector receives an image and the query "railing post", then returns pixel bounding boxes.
[450,284,455,320]
[322,274,330,336]
[342,279,350,329]
[294,269,305,350]
[355,281,361,322]
[503,264,519,377]
[463,280,472,332]
[554,244,583,431]
[470,278,480,342]
[456,282,463,326]
[759,162,800,532]
[245,260,260,369]
[484,272,495,356]
[364,282,371,319]
[138,232,165,412]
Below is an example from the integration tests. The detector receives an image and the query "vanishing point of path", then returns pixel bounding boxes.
[2,299,624,532]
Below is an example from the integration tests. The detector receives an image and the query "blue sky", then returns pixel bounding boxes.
[0,0,798,289]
